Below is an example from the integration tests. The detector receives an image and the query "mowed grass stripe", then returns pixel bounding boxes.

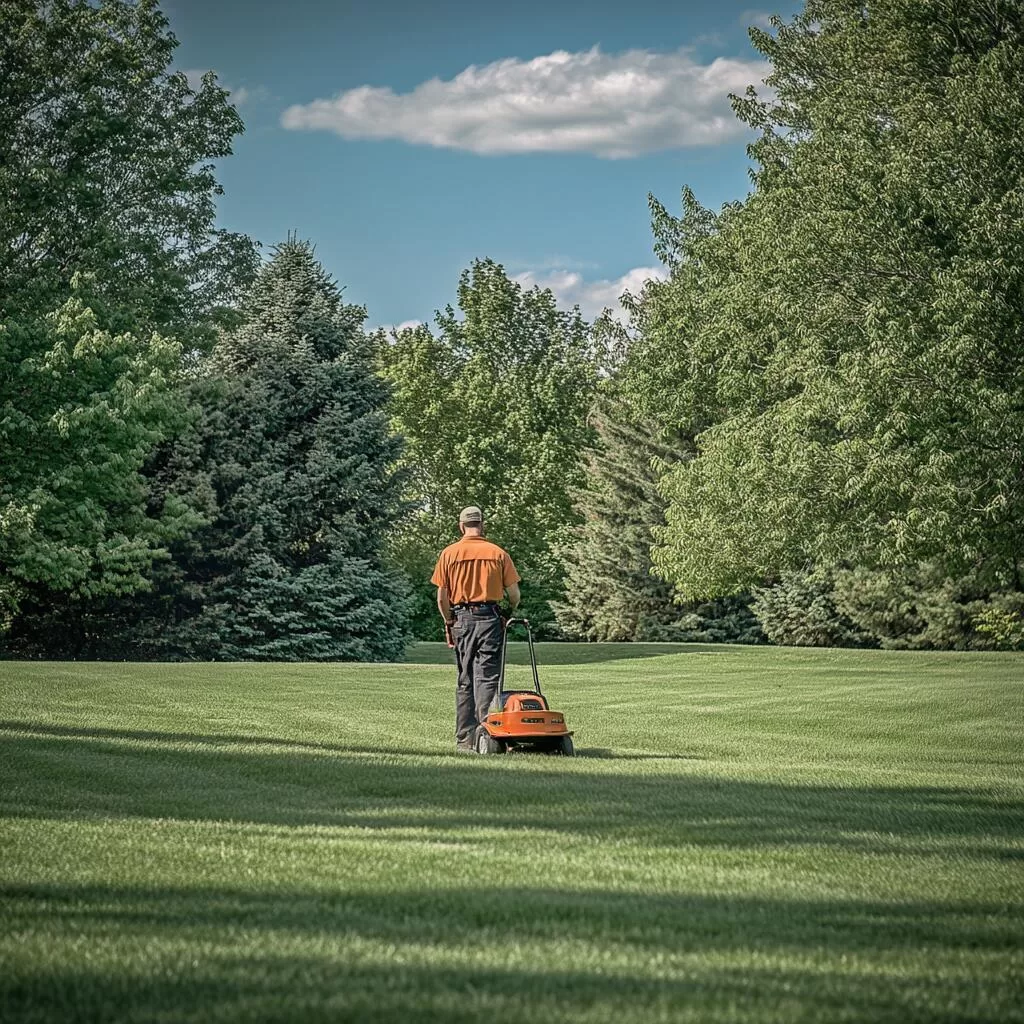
[1,645,1022,1022]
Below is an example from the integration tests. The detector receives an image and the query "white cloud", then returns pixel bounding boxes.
[281,46,767,158]
[515,265,668,322]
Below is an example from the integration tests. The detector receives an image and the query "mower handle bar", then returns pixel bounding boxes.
[499,616,542,695]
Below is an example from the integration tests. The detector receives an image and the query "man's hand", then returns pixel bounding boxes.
[444,619,456,649]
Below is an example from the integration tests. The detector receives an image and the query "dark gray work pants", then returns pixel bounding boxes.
[452,605,504,748]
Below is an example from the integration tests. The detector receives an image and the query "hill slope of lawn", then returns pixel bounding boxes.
[1,644,1022,1023]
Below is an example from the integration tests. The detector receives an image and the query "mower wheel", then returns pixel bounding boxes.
[475,729,504,756]
[557,735,575,757]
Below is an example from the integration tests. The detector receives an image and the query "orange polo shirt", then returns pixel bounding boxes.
[431,536,520,604]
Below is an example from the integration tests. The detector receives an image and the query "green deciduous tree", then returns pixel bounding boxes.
[0,0,258,342]
[0,291,194,635]
[1,0,257,642]
[627,0,1024,606]
[377,260,597,636]
[974,603,1024,651]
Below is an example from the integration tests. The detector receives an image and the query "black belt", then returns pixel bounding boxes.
[452,601,498,610]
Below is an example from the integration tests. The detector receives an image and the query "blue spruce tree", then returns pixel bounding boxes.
[161,239,410,660]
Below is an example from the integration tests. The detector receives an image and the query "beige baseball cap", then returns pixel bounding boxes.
[458,505,483,525]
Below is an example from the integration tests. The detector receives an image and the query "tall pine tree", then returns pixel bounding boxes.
[552,393,676,640]
[554,392,761,643]
[161,239,409,660]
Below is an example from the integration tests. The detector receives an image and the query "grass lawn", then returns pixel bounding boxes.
[1,642,1022,1022]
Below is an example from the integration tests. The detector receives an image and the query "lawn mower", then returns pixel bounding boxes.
[474,617,574,756]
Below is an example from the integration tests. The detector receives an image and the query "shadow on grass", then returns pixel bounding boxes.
[0,721,681,764]
[3,723,1022,860]
[404,641,739,666]
[574,747,704,761]
[2,881,1020,1023]
[0,720,396,759]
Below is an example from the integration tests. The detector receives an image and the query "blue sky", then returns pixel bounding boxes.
[163,0,801,328]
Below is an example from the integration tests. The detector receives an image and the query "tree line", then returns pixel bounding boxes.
[2,0,1022,659]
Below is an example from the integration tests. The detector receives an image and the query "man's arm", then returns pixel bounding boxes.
[437,586,454,624]
[505,581,521,610]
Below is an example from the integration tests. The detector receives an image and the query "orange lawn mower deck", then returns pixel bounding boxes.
[475,617,574,756]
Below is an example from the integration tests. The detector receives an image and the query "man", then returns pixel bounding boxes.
[431,505,521,752]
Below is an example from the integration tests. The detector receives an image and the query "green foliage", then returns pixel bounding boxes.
[0,0,258,342]
[752,570,874,648]
[650,596,764,645]
[376,259,597,637]
[623,0,1024,604]
[1,0,257,650]
[620,186,725,438]
[831,565,1024,652]
[554,390,763,644]
[0,292,193,630]
[178,552,409,663]
[974,603,1024,651]
[751,563,1024,651]
[157,240,410,661]
[8,241,409,661]
[553,391,681,641]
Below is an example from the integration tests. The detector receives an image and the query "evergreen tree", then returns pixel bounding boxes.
[553,392,683,641]
[751,568,874,648]
[163,240,409,660]
[554,392,763,644]
[831,564,1024,651]
[749,562,1024,650]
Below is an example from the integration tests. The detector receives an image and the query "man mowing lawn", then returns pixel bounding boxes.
[431,505,521,752]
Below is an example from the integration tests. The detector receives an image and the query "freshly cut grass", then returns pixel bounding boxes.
[1,643,1022,1022]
